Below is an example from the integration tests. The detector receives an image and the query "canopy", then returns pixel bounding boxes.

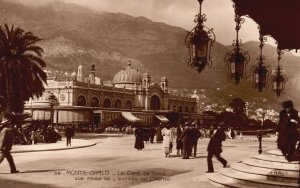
[32,110,51,121]
[54,110,90,123]
[155,115,169,123]
[121,112,141,122]
[232,0,300,50]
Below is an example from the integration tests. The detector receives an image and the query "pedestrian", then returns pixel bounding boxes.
[149,126,156,143]
[134,125,144,150]
[190,122,202,157]
[206,124,228,173]
[143,128,150,143]
[30,130,36,145]
[65,125,74,147]
[179,122,192,159]
[176,123,184,156]
[156,125,163,143]
[161,125,174,157]
[0,117,19,173]
[230,128,236,139]
[277,100,300,161]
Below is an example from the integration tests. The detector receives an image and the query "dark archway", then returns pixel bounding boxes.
[103,98,111,108]
[125,100,132,109]
[178,106,183,112]
[91,97,100,107]
[77,95,86,106]
[150,95,161,110]
[115,99,122,109]
[172,105,176,112]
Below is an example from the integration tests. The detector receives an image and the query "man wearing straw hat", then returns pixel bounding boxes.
[0,116,19,173]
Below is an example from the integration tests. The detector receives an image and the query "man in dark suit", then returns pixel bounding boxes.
[190,122,202,157]
[0,117,19,173]
[179,122,192,159]
[65,125,74,147]
[206,124,228,173]
[277,100,300,161]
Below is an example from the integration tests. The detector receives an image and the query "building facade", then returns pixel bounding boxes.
[25,63,198,128]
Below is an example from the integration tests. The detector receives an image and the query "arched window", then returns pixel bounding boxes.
[77,95,86,106]
[125,100,132,109]
[103,98,111,108]
[91,97,100,107]
[172,105,177,112]
[178,106,183,112]
[185,106,189,112]
[115,99,122,109]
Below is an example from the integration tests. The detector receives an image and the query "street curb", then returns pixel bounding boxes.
[11,142,97,153]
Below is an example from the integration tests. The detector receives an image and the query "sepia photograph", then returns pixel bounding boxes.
[0,0,299,187]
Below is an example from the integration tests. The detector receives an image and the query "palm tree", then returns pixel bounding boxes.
[0,24,47,113]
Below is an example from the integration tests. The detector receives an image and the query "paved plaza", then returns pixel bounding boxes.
[0,134,278,188]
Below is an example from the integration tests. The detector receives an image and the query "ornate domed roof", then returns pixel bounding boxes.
[112,62,142,85]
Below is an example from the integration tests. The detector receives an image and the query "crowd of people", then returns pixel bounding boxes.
[1,100,300,174]
[14,125,62,145]
[133,121,231,172]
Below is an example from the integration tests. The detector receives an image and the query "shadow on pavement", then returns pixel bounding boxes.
[21,169,65,174]
[73,134,125,140]
[0,179,57,188]
[0,169,65,174]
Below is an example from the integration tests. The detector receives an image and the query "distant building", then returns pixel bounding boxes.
[25,63,197,129]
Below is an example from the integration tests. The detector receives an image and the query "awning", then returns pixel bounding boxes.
[54,110,90,123]
[155,115,169,123]
[121,112,141,122]
[32,110,51,121]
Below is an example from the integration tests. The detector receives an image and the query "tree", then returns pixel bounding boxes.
[229,97,247,117]
[0,24,47,113]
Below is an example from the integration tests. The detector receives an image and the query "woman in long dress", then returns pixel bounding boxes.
[176,124,184,156]
[161,125,173,157]
[134,126,144,150]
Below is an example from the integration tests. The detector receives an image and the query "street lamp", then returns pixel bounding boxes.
[48,93,58,126]
[257,111,266,154]
[270,49,288,97]
[185,0,216,73]
[251,31,270,92]
[224,6,250,85]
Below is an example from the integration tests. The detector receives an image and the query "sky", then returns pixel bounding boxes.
[8,0,278,46]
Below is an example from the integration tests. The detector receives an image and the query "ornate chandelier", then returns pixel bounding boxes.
[250,31,270,92]
[270,49,288,97]
[224,7,250,85]
[185,0,216,73]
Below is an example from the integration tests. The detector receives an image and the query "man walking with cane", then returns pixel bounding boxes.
[0,116,19,173]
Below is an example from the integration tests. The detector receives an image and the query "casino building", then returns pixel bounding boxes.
[25,62,198,129]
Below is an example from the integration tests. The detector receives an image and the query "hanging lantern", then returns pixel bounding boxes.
[270,49,287,97]
[185,0,215,73]
[251,33,270,92]
[224,10,250,85]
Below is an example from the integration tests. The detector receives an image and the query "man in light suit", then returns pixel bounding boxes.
[0,117,19,173]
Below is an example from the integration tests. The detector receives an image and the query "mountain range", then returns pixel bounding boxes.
[1,0,300,110]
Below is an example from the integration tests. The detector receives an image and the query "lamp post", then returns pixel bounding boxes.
[224,6,250,85]
[258,111,266,154]
[48,93,58,126]
[185,0,215,73]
